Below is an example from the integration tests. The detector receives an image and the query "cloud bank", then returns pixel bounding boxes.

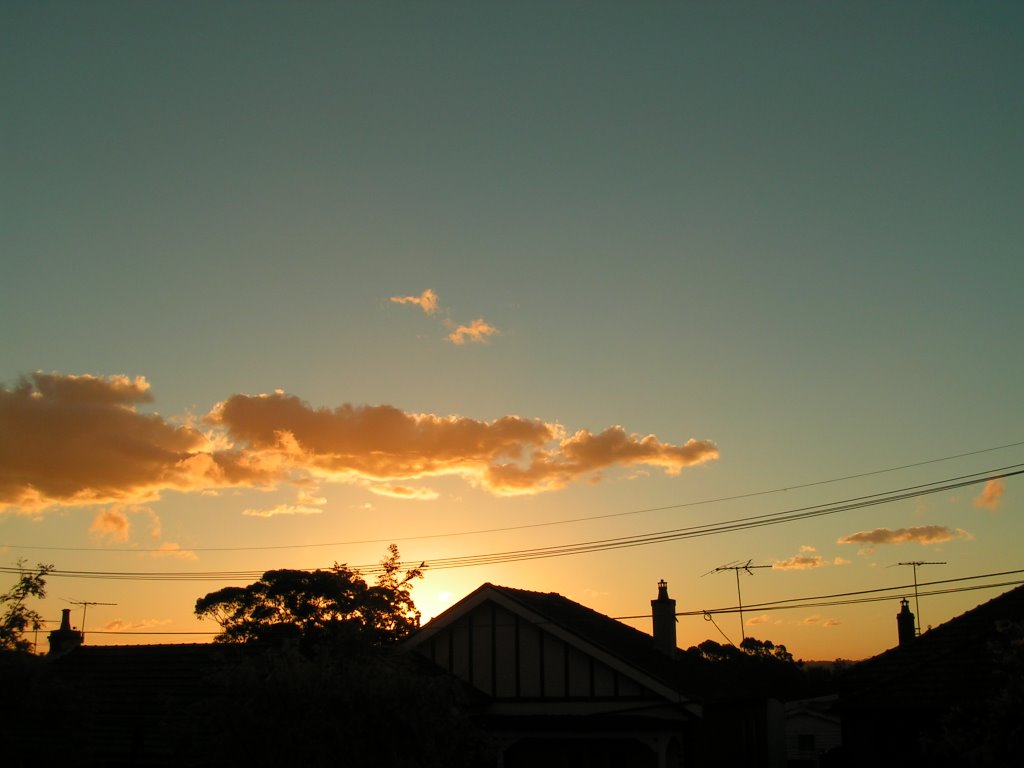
[0,372,718,513]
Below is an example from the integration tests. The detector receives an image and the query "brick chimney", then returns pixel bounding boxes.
[48,608,83,656]
[897,598,915,647]
[651,580,677,655]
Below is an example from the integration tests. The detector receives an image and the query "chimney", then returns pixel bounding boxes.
[897,598,915,647]
[48,608,83,657]
[651,580,677,655]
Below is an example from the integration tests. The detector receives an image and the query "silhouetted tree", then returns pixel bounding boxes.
[1,560,53,652]
[194,545,422,649]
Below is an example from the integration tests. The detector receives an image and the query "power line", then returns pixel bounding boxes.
[611,568,1024,620]
[4,441,1021,554]
[4,466,1020,580]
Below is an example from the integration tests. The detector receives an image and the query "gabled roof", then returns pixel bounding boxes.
[406,582,695,702]
[841,582,1024,711]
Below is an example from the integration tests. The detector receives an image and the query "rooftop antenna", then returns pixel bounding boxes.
[66,599,117,643]
[705,559,772,641]
[896,561,945,635]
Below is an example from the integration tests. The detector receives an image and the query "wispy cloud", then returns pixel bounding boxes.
[823,618,841,628]
[388,288,501,345]
[746,614,771,626]
[833,556,851,566]
[90,507,130,542]
[150,542,197,560]
[774,555,825,570]
[102,618,171,631]
[773,545,825,570]
[802,614,821,625]
[389,288,439,315]
[446,318,499,345]
[973,479,1005,510]
[837,525,972,554]
[0,373,718,512]
[242,503,323,518]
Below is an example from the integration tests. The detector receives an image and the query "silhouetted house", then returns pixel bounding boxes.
[782,695,841,767]
[403,581,786,768]
[839,583,1024,767]
[31,643,244,767]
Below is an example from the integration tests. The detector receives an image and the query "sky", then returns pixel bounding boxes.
[2,1,1022,661]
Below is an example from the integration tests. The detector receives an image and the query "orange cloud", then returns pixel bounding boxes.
[833,556,851,566]
[0,373,278,513]
[389,288,439,315]
[1,373,718,512]
[150,542,197,560]
[366,484,441,500]
[212,392,718,496]
[102,618,171,631]
[241,503,323,518]
[773,555,825,570]
[446,318,499,345]
[973,479,1005,510]
[837,525,972,549]
[90,507,130,542]
[746,614,771,626]
[823,619,841,628]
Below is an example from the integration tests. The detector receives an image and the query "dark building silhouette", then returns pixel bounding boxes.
[48,607,83,656]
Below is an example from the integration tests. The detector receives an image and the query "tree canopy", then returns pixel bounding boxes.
[194,545,423,648]
[1,560,53,652]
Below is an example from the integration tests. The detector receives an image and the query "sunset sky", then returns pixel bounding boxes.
[3,2,1022,661]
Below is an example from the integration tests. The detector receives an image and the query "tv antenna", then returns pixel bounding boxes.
[895,561,945,635]
[704,559,772,641]
[66,599,117,643]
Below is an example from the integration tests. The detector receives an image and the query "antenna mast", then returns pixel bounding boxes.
[67,599,117,643]
[896,561,945,635]
[710,560,772,641]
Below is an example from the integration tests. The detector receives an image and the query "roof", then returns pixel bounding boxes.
[841,582,1024,711]
[407,582,696,699]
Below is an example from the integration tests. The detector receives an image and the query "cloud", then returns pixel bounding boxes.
[746,614,771,626]
[833,556,851,566]
[0,372,272,513]
[446,318,499,345]
[90,507,130,542]
[389,289,501,345]
[150,542,197,560]
[366,484,441,500]
[802,614,821,625]
[973,479,1005,510]
[773,545,825,570]
[241,503,323,518]
[823,619,841,628]
[389,288,439,315]
[0,373,718,512]
[773,555,825,570]
[102,618,171,631]
[212,392,719,496]
[837,525,973,549]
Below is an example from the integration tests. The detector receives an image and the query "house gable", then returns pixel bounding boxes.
[405,584,697,709]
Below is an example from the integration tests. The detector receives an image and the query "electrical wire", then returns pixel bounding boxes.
[4,441,1021,554]
[4,466,1020,580]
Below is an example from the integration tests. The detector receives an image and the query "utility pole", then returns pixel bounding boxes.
[896,561,945,635]
[67,600,117,643]
[709,560,772,642]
